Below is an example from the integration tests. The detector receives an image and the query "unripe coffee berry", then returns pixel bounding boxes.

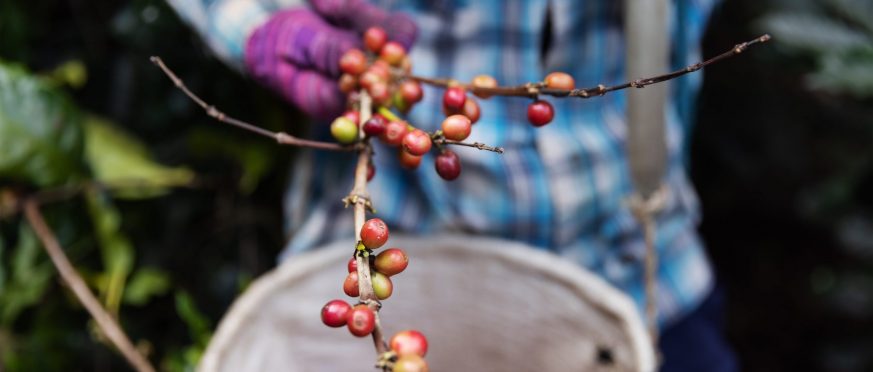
[393,355,429,372]
[471,74,498,98]
[338,73,358,93]
[403,129,432,156]
[342,110,361,126]
[347,304,376,337]
[380,121,409,147]
[390,330,429,357]
[441,114,472,141]
[339,49,367,75]
[462,98,481,124]
[371,272,393,300]
[442,86,466,112]
[343,271,360,297]
[527,100,555,127]
[435,150,461,181]
[360,218,389,249]
[374,248,408,276]
[330,117,358,144]
[363,27,388,53]
[544,71,575,90]
[321,299,352,328]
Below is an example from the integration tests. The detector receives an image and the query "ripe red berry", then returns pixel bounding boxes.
[380,121,409,147]
[368,62,391,81]
[360,218,389,249]
[441,114,472,141]
[471,75,498,98]
[339,48,367,75]
[435,150,462,180]
[442,86,467,112]
[380,41,406,66]
[400,80,423,104]
[372,272,393,300]
[363,27,388,53]
[399,151,423,170]
[342,110,361,126]
[393,355,429,372]
[402,129,432,156]
[343,271,360,297]
[347,304,376,337]
[338,73,358,93]
[367,163,376,182]
[368,81,391,106]
[374,248,408,276]
[359,71,383,90]
[390,330,429,357]
[462,98,481,124]
[363,115,387,137]
[321,299,352,328]
[544,71,575,90]
[527,100,554,127]
[347,256,358,273]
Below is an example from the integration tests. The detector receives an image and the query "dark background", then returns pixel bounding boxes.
[0,0,870,371]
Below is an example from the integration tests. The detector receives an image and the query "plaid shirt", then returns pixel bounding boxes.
[169,0,718,327]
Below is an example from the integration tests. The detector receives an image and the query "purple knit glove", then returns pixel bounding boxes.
[245,2,417,120]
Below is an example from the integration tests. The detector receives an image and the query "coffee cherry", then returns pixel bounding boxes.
[544,71,575,90]
[380,41,406,66]
[368,61,392,81]
[527,100,554,127]
[338,73,358,93]
[359,71,383,90]
[363,115,387,137]
[462,98,481,124]
[380,121,409,147]
[402,129,432,156]
[360,218,389,249]
[372,272,393,300]
[441,114,472,141]
[399,56,413,74]
[342,110,361,126]
[435,150,461,181]
[442,86,467,112]
[400,81,423,104]
[399,151,423,170]
[343,271,360,297]
[393,355,429,372]
[363,26,388,53]
[321,299,352,328]
[347,304,376,337]
[374,248,408,276]
[339,48,367,75]
[390,330,428,357]
[331,116,358,144]
[347,256,358,273]
[471,75,498,98]
[367,163,376,182]
[368,81,391,106]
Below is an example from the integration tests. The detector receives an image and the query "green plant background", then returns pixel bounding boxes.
[0,0,870,371]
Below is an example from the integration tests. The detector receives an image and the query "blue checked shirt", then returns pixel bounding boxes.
[169,0,719,327]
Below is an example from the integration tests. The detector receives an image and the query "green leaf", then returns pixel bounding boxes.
[0,62,85,186]
[0,223,54,325]
[174,291,212,347]
[123,268,171,306]
[84,116,194,199]
[85,190,134,315]
[760,13,870,53]
[188,128,272,194]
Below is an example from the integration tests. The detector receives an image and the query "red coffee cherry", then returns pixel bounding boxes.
[393,355,429,372]
[380,121,409,147]
[372,272,393,300]
[347,256,358,273]
[399,150,423,170]
[402,129,432,156]
[363,26,388,53]
[339,48,367,75]
[374,248,408,276]
[367,163,376,182]
[442,86,467,112]
[390,330,429,357]
[368,62,392,81]
[471,74,498,98]
[435,150,461,181]
[321,299,352,328]
[544,71,575,90]
[360,218,389,249]
[462,98,481,124]
[347,304,376,337]
[441,114,472,141]
[359,71,382,90]
[527,100,554,127]
[368,81,391,106]
[380,41,407,66]
[363,115,387,137]
[338,73,358,93]
[342,110,361,126]
[343,271,360,297]
[400,80,424,104]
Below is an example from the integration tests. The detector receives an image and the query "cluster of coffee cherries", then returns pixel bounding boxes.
[320,218,430,371]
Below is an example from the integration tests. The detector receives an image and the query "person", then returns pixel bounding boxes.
[167,0,736,370]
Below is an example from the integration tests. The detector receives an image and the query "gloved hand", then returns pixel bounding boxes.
[245,0,417,120]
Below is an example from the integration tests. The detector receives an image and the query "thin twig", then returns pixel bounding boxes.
[23,200,156,372]
[435,138,504,154]
[628,188,667,345]
[409,34,771,100]
[150,56,356,152]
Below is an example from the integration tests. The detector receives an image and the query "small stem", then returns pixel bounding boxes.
[150,56,354,152]
[23,200,156,372]
[434,138,504,154]
[408,34,771,101]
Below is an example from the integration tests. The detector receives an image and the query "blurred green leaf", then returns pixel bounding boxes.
[0,223,53,325]
[46,60,88,89]
[0,62,85,186]
[85,190,134,315]
[174,291,211,346]
[761,13,870,52]
[189,128,272,194]
[123,267,170,306]
[85,116,194,199]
